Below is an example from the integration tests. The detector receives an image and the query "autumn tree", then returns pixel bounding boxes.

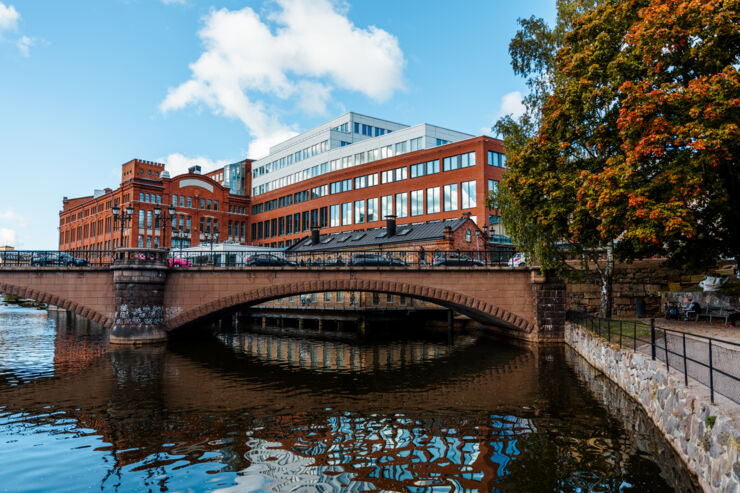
[492,0,739,317]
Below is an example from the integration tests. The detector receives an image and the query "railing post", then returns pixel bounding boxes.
[633,321,637,351]
[682,333,688,386]
[650,318,656,360]
[664,327,670,371]
[708,339,714,403]
[619,319,622,348]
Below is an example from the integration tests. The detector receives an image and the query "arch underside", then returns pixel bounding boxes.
[166,279,536,335]
[0,282,114,329]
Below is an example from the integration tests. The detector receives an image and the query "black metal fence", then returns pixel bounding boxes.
[0,249,520,269]
[0,250,114,267]
[165,249,517,268]
[567,311,740,404]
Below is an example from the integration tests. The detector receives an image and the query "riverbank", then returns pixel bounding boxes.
[566,323,740,493]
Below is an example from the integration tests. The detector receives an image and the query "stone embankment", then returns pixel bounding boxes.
[566,324,740,493]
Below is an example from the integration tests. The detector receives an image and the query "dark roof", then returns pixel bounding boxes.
[286,217,475,252]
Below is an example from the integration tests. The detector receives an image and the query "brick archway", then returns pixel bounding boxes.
[0,280,114,329]
[165,278,536,336]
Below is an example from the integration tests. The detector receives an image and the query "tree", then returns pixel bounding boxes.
[492,0,739,317]
[492,0,644,318]
[615,0,740,268]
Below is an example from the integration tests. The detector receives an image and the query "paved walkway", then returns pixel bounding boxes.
[636,317,740,344]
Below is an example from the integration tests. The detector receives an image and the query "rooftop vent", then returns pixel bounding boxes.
[397,228,412,236]
[188,165,202,175]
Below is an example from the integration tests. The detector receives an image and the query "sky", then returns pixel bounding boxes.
[0,0,556,249]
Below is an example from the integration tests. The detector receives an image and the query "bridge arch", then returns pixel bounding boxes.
[165,278,537,337]
[0,280,114,329]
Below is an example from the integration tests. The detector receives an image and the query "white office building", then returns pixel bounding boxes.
[250,112,472,197]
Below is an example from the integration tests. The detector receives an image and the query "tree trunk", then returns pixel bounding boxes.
[599,241,614,319]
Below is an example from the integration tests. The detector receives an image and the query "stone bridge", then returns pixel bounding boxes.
[0,248,565,344]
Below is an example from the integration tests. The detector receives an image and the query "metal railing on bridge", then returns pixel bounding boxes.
[1,249,520,269]
[0,250,113,267]
[567,311,740,404]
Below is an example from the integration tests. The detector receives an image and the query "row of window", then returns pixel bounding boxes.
[443,151,476,172]
[253,140,330,177]
[488,151,507,167]
[251,137,426,196]
[140,193,162,204]
[380,166,408,184]
[410,159,440,179]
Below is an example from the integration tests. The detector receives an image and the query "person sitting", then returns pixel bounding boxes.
[684,300,701,321]
[665,302,680,320]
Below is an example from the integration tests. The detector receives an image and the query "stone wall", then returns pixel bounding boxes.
[566,324,740,493]
[566,259,678,316]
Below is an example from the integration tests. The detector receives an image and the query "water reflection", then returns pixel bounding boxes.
[0,305,697,492]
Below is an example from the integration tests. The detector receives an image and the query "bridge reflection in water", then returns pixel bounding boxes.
[0,308,698,492]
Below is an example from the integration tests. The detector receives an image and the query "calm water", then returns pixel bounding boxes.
[0,304,698,492]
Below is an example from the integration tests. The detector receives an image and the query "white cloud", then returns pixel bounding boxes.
[0,2,19,32]
[16,34,33,56]
[159,153,233,177]
[160,0,405,158]
[0,228,17,247]
[497,91,526,119]
[0,209,27,227]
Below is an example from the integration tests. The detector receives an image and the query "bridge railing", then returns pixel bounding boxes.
[1,249,521,269]
[567,311,740,404]
[0,250,114,267]
[166,249,517,268]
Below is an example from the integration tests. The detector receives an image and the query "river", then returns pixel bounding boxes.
[0,304,698,492]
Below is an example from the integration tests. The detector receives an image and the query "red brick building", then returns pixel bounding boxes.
[248,136,508,249]
[59,159,251,253]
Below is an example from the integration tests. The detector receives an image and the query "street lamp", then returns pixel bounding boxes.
[203,229,220,265]
[153,205,177,249]
[111,205,135,249]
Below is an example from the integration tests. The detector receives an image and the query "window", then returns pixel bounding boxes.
[395,141,407,155]
[138,210,145,228]
[181,196,186,207]
[138,235,144,248]
[342,203,352,225]
[200,198,205,209]
[372,293,380,305]
[146,210,152,229]
[410,159,440,178]
[330,204,340,227]
[324,292,331,302]
[410,137,423,151]
[487,151,507,167]
[444,184,458,211]
[466,229,472,242]
[139,193,144,202]
[445,152,475,171]
[395,193,408,218]
[381,195,393,220]
[337,291,344,302]
[411,190,424,216]
[436,139,449,146]
[354,201,365,223]
[461,180,476,209]
[172,194,177,206]
[386,293,393,303]
[426,187,440,214]
[380,167,408,184]
[367,198,378,222]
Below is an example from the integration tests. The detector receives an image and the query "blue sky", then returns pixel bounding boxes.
[0,0,555,249]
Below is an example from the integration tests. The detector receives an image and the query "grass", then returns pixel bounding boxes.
[573,318,654,349]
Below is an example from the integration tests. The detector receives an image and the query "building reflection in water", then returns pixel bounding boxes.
[0,308,697,492]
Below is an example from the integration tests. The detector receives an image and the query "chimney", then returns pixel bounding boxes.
[385,215,397,237]
[462,211,472,220]
[443,225,453,242]
[311,228,320,245]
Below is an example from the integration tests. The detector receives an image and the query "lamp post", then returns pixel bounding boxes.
[203,229,220,265]
[482,225,489,264]
[111,205,135,249]
[153,205,177,249]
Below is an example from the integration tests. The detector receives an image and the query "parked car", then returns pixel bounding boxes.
[244,254,296,267]
[30,252,61,266]
[508,253,527,267]
[347,253,407,266]
[432,253,484,267]
[59,253,89,266]
[169,257,193,268]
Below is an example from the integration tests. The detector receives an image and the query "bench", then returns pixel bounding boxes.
[696,305,736,324]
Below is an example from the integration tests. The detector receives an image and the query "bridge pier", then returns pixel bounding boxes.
[110,249,169,345]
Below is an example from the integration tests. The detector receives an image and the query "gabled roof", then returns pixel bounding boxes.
[286,217,475,252]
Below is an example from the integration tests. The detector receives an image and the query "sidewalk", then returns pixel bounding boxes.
[636,317,740,345]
